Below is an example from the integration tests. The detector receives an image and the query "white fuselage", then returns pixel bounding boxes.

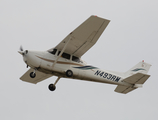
[22,50,131,87]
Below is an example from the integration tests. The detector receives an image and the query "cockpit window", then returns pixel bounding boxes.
[48,49,57,55]
[62,53,70,59]
[58,51,70,60]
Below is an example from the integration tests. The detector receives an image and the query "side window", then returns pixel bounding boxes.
[62,53,70,60]
[58,51,70,60]
[72,56,80,62]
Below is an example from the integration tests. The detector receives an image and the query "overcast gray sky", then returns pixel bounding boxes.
[1,0,158,119]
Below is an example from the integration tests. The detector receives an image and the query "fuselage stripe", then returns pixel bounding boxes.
[36,55,84,66]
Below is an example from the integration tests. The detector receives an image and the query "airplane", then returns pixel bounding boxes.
[18,15,151,94]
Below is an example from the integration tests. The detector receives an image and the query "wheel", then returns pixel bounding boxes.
[66,70,73,77]
[30,72,36,78]
[48,84,56,91]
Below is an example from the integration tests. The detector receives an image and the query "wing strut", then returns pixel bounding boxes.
[52,37,72,69]
[54,77,61,85]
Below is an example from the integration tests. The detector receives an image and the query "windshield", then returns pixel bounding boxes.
[48,49,57,55]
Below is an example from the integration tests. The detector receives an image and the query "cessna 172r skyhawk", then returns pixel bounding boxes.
[18,15,151,94]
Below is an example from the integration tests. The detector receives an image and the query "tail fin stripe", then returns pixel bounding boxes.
[132,68,146,72]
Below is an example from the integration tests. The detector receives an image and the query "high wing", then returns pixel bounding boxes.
[115,73,150,94]
[52,15,110,57]
[20,68,53,84]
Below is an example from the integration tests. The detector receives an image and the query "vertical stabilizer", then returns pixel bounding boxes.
[125,61,151,77]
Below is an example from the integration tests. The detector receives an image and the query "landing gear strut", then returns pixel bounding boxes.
[48,77,60,91]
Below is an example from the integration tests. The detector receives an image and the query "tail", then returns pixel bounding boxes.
[115,61,151,94]
[124,61,151,77]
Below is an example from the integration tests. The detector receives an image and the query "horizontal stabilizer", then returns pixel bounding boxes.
[115,85,136,94]
[123,73,150,84]
[115,73,150,94]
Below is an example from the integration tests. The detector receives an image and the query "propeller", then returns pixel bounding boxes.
[18,46,29,68]
[20,45,24,51]
[18,45,24,55]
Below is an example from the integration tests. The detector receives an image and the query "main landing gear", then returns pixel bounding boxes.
[66,70,73,77]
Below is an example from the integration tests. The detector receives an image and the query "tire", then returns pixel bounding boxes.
[66,70,73,77]
[48,84,56,91]
[30,72,36,78]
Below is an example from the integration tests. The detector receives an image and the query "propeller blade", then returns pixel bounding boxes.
[20,45,23,51]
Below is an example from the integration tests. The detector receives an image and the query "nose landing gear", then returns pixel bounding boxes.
[48,77,60,91]
[30,69,37,78]
[30,72,36,78]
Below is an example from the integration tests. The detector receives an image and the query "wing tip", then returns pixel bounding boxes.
[91,15,111,21]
